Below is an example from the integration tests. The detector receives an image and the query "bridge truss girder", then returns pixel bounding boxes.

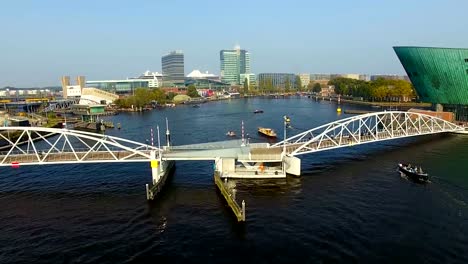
[273,111,464,156]
[0,127,161,166]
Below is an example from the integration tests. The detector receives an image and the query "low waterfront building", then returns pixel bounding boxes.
[85,71,163,95]
[310,74,332,81]
[86,79,147,95]
[340,74,361,80]
[370,74,408,81]
[79,88,119,105]
[130,71,163,87]
[4,102,42,115]
[258,73,296,90]
[299,73,311,88]
[320,86,335,97]
[71,104,106,123]
[359,74,370,81]
[309,79,330,88]
[8,117,30,127]
[239,73,257,88]
[184,78,230,91]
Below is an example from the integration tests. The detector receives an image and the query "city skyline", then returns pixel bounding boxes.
[1,0,468,87]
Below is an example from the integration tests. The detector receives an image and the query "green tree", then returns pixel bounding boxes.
[295,75,302,92]
[313,83,321,93]
[152,88,167,104]
[186,84,199,98]
[284,76,291,93]
[371,85,389,101]
[114,87,165,108]
[258,78,265,93]
[243,78,249,94]
[166,92,176,101]
[266,77,274,93]
[307,82,314,91]
[134,88,153,107]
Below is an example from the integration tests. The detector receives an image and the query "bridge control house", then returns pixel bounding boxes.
[71,104,106,122]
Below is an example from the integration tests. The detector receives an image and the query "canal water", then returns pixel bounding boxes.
[1,97,467,263]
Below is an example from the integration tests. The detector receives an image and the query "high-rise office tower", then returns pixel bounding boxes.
[220,45,250,85]
[162,50,185,84]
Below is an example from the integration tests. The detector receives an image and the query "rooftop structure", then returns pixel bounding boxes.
[186,70,219,80]
[61,76,85,99]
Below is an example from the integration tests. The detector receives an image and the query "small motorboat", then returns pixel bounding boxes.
[398,163,429,183]
[254,109,264,114]
[226,131,236,137]
[193,104,200,108]
[258,127,277,138]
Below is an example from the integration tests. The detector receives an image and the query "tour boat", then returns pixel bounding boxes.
[398,163,429,183]
[258,127,277,138]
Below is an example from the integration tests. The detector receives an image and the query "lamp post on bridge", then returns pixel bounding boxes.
[283,116,287,155]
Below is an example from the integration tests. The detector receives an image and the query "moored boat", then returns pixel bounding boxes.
[258,127,277,138]
[398,163,429,183]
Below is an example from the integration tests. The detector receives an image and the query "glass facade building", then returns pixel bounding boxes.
[258,73,296,89]
[220,47,251,85]
[162,51,185,83]
[394,46,468,120]
[86,80,149,95]
[184,78,230,91]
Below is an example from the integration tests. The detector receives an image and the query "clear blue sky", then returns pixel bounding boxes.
[1,0,467,87]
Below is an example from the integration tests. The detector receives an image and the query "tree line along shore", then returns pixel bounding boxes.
[112,77,426,109]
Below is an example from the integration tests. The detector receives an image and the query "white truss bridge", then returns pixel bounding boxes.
[0,127,161,166]
[272,111,464,156]
[0,111,465,167]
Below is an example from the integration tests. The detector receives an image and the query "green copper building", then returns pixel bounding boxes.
[394,46,468,121]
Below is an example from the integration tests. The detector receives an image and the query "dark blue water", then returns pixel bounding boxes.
[1,97,467,263]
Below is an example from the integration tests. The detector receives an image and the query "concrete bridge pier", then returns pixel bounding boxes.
[146,150,174,200]
[283,155,302,177]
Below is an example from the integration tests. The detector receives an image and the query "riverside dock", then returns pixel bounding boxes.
[214,172,245,222]
[344,109,377,115]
